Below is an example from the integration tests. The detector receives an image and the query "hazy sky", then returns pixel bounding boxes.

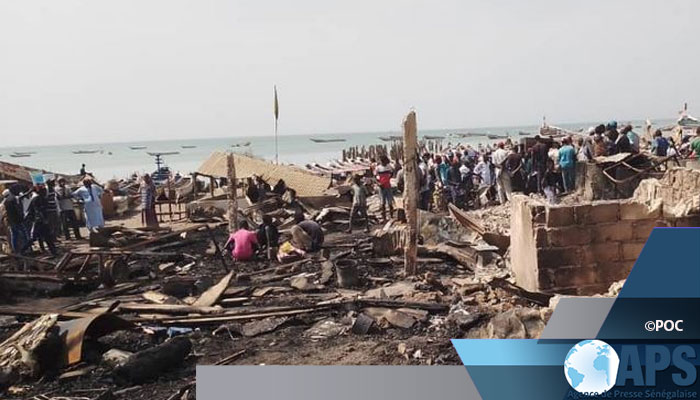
[1,0,698,147]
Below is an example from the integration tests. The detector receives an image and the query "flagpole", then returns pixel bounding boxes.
[274,85,279,165]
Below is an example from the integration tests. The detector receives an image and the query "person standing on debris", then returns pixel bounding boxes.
[651,130,670,157]
[1,189,29,254]
[558,137,577,193]
[256,214,279,260]
[25,185,57,256]
[224,220,259,262]
[531,136,550,193]
[504,146,524,193]
[45,179,61,239]
[140,174,158,228]
[73,177,104,231]
[291,219,324,252]
[375,156,394,222]
[418,153,433,211]
[436,155,449,186]
[80,164,86,176]
[348,174,370,233]
[623,125,640,153]
[56,177,82,240]
[491,142,510,204]
[577,137,594,162]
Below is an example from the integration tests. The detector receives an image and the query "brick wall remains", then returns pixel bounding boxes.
[511,188,700,295]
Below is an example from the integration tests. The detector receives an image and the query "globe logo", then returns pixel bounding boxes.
[564,340,620,394]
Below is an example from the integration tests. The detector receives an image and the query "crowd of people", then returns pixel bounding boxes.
[1,175,104,257]
[1,162,170,257]
[352,123,700,211]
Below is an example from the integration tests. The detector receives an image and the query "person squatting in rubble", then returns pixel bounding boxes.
[25,185,58,257]
[347,174,370,233]
[1,189,30,254]
[224,220,259,262]
[56,177,82,240]
[73,177,105,231]
[291,217,324,252]
[375,155,394,222]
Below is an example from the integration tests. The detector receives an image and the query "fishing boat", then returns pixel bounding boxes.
[10,153,31,158]
[12,151,36,155]
[310,138,346,143]
[129,146,147,150]
[147,151,180,156]
[181,145,197,149]
[230,142,251,148]
[378,135,403,142]
[518,131,531,136]
[72,150,101,154]
[423,135,445,140]
[487,134,508,140]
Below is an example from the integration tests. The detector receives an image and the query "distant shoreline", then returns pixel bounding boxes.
[0,117,675,150]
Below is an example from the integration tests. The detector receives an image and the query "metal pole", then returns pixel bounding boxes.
[275,118,279,165]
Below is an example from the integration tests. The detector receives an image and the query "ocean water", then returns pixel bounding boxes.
[0,119,671,181]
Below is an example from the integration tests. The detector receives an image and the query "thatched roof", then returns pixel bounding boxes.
[197,152,331,198]
[0,160,80,185]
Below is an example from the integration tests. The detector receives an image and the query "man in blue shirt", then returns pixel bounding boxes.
[651,129,669,157]
[558,137,577,193]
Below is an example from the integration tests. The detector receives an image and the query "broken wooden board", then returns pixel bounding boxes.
[362,307,429,329]
[142,291,183,305]
[448,203,485,235]
[363,281,416,299]
[193,271,233,307]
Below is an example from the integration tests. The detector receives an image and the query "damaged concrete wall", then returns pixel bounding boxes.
[511,170,700,295]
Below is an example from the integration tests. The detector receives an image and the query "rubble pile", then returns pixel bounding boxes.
[0,193,556,398]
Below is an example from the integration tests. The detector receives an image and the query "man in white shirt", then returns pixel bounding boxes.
[491,142,510,204]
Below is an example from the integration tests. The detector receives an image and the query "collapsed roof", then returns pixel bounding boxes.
[197,152,331,198]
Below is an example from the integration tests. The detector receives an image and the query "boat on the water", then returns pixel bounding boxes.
[72,150,101,154]
[231,142,251,148]
[181,145,197,149]
[12,151,36,155]
[487,134,508,140]
[10,153,31,158]
[310,138,346,143]
[423,135,445,140]
[518,131,530,136]
[147,151,180,156]
[378,135,403,142]
[129,146,147,150]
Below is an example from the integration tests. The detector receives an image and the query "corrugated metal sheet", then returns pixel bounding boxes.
[197,152,331,198]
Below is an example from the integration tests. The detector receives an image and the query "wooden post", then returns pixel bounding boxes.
[402,110,418,276]
[227,153,238,232]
